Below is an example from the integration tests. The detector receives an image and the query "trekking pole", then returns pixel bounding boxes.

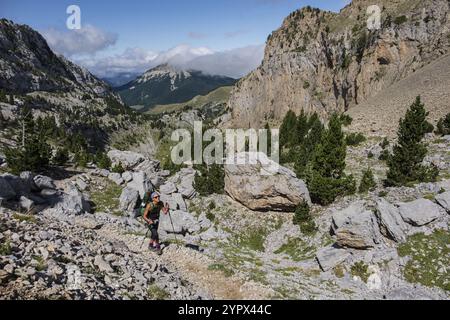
[167,209,178,243]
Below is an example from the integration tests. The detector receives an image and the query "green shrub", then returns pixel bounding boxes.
[359,168,376,193]
[95,152,112,170]
[339,114,353,126]
[111,163,125,174]
[435,113,450,136]
[194,164,225,196]
[52,148,69,166]
[346,132,366,146]
[394,15,408,25]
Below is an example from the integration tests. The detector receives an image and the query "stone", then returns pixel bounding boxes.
[94,255,114,273]
[108,172,124,185]
[171,193,187,211]
[127,171,153,198]
[198,228,228,241]
[119,187,140,212]
[134,159,161,176]
[19,196,34,212]
[107,150,145,170]
[75,179,88,191]
[366,265,382,291]
[398,198,443,226]
[122,171,133,183]
[159,210,198,234]
[34,175,56,190]
[53,188,91,215]
[20,171,38,192]
[0,176,16,200]
[315,247,350,272]
[224,152,311,211]
[435,191,450,212]
[160,182,177,195]
[332,202,381,249]
[99,169,110,177]
[2,173,29,195]
[375,198,408,243]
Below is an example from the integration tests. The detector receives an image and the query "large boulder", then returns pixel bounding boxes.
[1,174,29,196]
[332,201,381,249]
[398,198,443,226]
[119,187,140,212]
[160,182,177,195]
[108,172,124,186]
[53,185,91,215]
[127,171,153,198]
[159,210,199,234]
[0,176,16,200]
[224,152,311,211]
[435,191,450,213]
[134,159,160,176]
[375,198,408,243]
[20,171,38,192]
[316,247,350,272]
[168,167,197,199]
[34,175,56,190]
[107,150,145,170]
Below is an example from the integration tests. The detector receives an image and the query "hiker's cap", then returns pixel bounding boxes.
[151,192,160,199]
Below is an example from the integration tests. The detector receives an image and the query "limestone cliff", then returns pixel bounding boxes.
[227,0,450,128]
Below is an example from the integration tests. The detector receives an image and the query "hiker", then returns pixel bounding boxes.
[142,192,169,252]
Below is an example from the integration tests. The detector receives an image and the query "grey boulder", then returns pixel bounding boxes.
[316,247,350,272]
[107,150,145,170]
[435,191,450,212]
[398,198,443,226]
[34,175,56,190]
[0,176,16,200]
[119,187,140,212]
[332,202,381,249]
[108,172,124,186]
[224,152,311,212]
[375,198,408,243]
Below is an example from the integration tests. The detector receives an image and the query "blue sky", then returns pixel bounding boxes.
[0,0,350,78]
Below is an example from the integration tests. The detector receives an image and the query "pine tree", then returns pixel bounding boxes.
[294,110,309,146]
[9,94,14,105]
[280,110,297,148]
[435,113,450,136]
[386,96,438,186]
[359,168,376,193]
[95,151,112,170]
[306,113,356,205]
[293,202,317,236]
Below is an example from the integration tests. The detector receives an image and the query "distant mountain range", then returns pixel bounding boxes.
[102,72,141,87]
[115,64,237,112]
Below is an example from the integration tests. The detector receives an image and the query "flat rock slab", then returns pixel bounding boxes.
[398,198,443,226]
[375,198,408,243]
[316,247,350,272]
[435,191,450,212]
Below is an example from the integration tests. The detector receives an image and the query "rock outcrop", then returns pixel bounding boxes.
[224,152,311,211]
[227,0,450,128]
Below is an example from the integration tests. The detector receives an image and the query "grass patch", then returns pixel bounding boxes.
[333,264,345,278]
[12,213,36,223]
[274,238,316,262]
[397,230,450,291]
[147,284,170,300]
[350,261,371,283]
[208,263,235,277]
[423,193,435,201]
[33,255,48,272]
[0,240,12,256]
[234,228,268,252]
[90,180,123,215]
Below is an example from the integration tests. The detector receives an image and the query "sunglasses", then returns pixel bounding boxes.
[153,196,160,199]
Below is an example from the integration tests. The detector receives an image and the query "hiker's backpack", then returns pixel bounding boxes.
[137,191,154,217]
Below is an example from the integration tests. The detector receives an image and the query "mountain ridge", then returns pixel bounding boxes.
[115,63,236,112]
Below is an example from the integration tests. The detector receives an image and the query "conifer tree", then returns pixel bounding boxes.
[280,110,297,148]
[306,113,355,205]
[386,96,438,186]
[358,167,376,193]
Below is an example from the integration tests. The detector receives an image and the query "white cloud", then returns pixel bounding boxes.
[42,24,117,57]
[76,44,264,80]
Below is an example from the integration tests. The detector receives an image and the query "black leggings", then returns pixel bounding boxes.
[150,223,159,241]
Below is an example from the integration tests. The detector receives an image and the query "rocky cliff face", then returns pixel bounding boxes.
[0,19,110,95]
[227,0,450,128]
